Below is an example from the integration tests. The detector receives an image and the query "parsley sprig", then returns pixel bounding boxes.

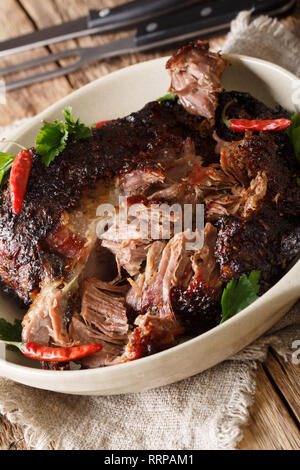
[157,93,178,103]
[221,271,261,323]
[0,152,16,185]
[36,107,92,167]
[36,120,68,168]
[0,317,22,352]
[63,107,92,140]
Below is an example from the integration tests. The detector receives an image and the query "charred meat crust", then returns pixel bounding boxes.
[220,132,300,216]
[281,227,300,262]
[171,281,222,334]
[215,208,294,292]
[214,90,297,172]
[215,90,289,138]
[0,100,217,305]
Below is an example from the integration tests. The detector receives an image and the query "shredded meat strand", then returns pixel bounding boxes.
[166,40,226,119]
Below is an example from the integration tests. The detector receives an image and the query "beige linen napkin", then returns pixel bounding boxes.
[0,11,299,450]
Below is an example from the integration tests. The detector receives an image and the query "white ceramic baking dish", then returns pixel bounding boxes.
[0,54,299,395]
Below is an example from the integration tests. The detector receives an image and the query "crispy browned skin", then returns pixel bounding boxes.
[166,40,226,119]
[171,281,222,334]
[0,100,217,305]
[215,91,293,160]
[215,208,294,292]
[215,129,300,292]
[220,132,300,216]
[281,227,300,262]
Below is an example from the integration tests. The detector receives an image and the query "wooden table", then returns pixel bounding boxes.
[0,0,299,450]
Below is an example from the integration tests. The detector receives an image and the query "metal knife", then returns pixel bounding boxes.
[135,0,296,47]
[0,0,296,91]
[0,0,202,57]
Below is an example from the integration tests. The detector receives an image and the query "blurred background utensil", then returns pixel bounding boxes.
[0,0,203,57]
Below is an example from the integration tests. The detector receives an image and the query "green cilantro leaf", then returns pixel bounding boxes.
[157,93,178,103]
[0,317,22,352]
[286,113,300,164]
[36,120,68,167]
[221,271,261,323]
[0,152,16,185]
[297,177,300,187]
[63,106,74,126]
[0,317,22,341]
[36,107,92,167]
[63,106,92,140]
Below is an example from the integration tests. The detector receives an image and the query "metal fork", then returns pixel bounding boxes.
[0,36,138,92]
[0,0,296,92]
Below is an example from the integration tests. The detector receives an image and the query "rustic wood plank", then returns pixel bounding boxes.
[264,350,300,423]
[0,0,72,126]
[239,363,300,450]
[2,0,300,126]
[19,0,169,90]
[16,0,300,113]
[19,0,225,91]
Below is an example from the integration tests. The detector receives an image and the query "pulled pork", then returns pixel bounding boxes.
[69,279,129,367]
[69,44,300,367]
[166,40,226,119]
[3,40,298,370]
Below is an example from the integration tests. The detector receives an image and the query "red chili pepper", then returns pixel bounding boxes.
[9,150,33,215]
[96,120,110,128]
[230,118,292,132]
[1,340,102,362]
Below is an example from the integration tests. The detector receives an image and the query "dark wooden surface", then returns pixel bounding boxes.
[0,0,299,450]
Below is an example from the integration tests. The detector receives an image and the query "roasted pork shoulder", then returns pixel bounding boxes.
[167,40,226,120]
[0,41,299,368]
